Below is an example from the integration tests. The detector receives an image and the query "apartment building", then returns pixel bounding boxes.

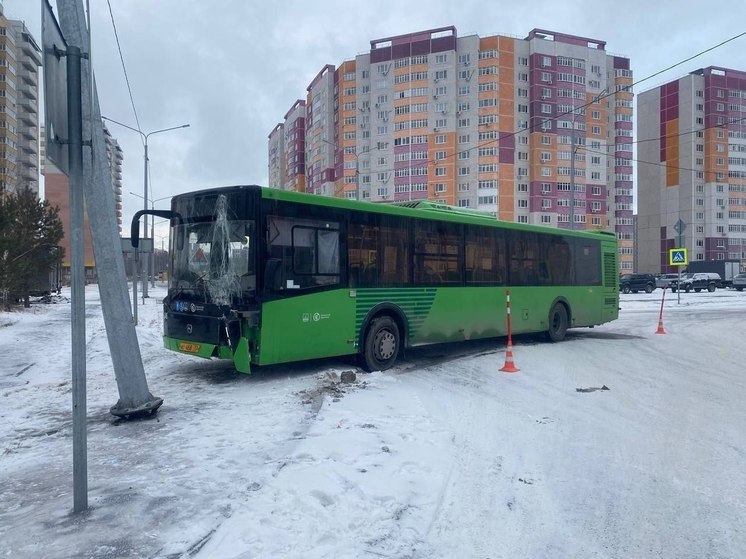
[268,99,307,192]
[637,67,746,273]
[269,26,633,269]
[103,122,124,231]
[42,122,126,280]
[0,3,42,195]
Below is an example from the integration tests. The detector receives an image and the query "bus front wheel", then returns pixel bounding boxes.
[362,316,400,372]
[546,303,568,342]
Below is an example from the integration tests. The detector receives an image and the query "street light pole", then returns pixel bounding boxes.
[570,110,576,230]
[143,140,149,295]
[102,116,189,299]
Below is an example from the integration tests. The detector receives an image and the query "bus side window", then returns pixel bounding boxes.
[268,215,340,290]
[547,237,574,285]
[348,223,380,287]
[380,224,408,286]
[574,240,601,285]
[465,225,505,285]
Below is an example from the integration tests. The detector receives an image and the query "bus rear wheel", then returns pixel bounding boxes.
[362,316,400,372]
[546,303,568,342]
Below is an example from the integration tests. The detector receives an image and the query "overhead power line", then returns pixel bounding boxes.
[106,0,142,143]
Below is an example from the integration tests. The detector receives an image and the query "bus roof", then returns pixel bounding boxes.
[173,184,616,241]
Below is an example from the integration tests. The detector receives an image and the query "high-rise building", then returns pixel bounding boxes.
[269,99,306,192]
[637,67,746,273]
[269,27,634,269]
[42,122,126,281]
[0,3,42,195]
[103,122,124,231]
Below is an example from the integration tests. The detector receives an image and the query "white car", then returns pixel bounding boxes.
[732,273,746,291]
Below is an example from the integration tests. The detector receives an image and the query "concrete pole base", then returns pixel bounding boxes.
[110,396,164,420]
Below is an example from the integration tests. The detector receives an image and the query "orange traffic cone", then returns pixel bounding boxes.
[655,286,667,334]
[500,340,520,373]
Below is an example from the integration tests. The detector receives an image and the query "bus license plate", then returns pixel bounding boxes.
[178,342,201,353]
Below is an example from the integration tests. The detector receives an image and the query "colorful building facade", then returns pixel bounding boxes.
[637,67,746,273]
[269,27,634,269]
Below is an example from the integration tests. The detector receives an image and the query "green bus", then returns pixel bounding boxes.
[133,185,618,373]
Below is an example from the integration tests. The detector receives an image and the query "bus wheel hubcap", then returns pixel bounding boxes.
[376,331,395,360]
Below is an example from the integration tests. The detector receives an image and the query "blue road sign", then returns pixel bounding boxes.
[669,248,688,266]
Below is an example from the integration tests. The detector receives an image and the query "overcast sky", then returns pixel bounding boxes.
[4,0,746,236]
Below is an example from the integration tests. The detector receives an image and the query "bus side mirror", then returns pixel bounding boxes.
[264,258,283,292]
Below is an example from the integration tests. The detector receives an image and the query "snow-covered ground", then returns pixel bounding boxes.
[1,285,744,559]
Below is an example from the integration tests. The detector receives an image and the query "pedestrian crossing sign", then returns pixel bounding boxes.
[669,248,688,266]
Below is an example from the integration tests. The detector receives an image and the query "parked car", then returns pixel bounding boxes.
[671,272,721,293]
[619,273,656,294]
[732,273,746,291]
[668,273,690,291]
[655,273,679,289]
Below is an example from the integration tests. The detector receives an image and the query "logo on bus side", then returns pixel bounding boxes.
[302,312,331,323]
[174,301,204,313]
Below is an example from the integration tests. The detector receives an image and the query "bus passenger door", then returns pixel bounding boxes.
[258,214,354,365]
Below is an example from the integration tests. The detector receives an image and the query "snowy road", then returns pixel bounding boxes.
[1,286,745,558]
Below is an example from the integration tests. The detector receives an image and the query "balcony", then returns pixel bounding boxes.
[21,45,42,67]
[21,166,38,179]
[18,98,37,114]
[21,73,36,88]
[21,58,37,73]
[20,142,37,156]
[18,112,36,127]
[21,88,37,102]
[20,127,35,141]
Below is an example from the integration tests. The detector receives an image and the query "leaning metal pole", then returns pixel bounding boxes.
[58,0,162,418]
